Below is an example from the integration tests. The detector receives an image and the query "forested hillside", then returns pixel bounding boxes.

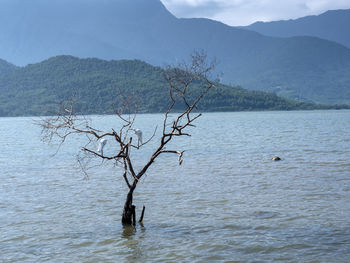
[0,56,330,117]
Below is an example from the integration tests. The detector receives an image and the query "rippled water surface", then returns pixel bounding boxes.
[1,111,350,262]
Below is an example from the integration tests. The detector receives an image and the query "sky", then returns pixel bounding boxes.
[160,0,350,26]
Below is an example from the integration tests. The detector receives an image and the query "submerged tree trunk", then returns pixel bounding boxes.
[122,190,136,225]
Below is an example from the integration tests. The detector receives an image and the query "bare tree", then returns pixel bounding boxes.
[38,51,216,225]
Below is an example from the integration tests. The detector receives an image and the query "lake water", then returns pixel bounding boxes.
[1,110,350,262]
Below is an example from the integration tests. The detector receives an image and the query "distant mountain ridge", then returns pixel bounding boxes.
[0,0,350,104]
[0,55,328,117]
[243,9,350,48]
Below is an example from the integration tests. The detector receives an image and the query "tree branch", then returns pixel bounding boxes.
[38,51,216,224]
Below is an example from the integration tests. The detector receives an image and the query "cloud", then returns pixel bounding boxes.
[161,0,229,17]
[160,0,350,26]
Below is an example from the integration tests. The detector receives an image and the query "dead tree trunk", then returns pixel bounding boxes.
[122,189,136,225]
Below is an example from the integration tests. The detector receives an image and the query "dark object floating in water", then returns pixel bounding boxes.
[272,156,281,161]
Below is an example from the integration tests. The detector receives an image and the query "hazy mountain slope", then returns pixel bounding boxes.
[0,59,17,76]
[244,9,350,48]
[232,36,350,104]
[0,0,350,104]
[0,56,322,117]
[0,0,176,65]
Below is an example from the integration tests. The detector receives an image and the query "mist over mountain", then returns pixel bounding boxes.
[244,9,350,48]
[0,0,350,105]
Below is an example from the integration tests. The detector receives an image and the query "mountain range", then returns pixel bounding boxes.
[0,0,350,105]
[243,9,350,49]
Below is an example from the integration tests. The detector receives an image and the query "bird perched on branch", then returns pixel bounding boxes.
[97,138,107,155]
[134,129,143,146]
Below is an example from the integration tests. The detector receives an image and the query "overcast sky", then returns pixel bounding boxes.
[160,0,350,26]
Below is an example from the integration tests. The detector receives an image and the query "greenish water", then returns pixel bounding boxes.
[1,110,350,262]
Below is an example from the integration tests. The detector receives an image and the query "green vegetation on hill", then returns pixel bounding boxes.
[0,56,345,117]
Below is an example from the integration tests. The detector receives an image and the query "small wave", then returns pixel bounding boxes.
[252,211,280,219]
[70,241,94,248]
